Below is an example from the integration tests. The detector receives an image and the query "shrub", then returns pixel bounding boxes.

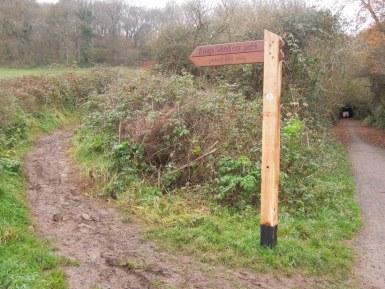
[76,72,263,191]
[0,157,21,174]
[216,156,261,209]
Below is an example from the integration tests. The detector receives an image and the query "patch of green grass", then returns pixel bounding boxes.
[150,144,359,266]
[0,66,136,80]
[0,111,76,289]
[0,67,90,79]
[150,199,359,276]
[144,144,360,287]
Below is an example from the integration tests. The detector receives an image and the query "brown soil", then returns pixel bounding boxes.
[334,119,385,148]
[334,119,385,289]
[25,128,329,289]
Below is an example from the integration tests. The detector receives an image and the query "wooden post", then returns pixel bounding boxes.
[189,30,284,248]
[260,30,283,248]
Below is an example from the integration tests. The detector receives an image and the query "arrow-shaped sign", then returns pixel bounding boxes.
[189,40,264,67]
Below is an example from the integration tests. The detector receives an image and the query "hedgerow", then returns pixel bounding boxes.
[74,72,352,215]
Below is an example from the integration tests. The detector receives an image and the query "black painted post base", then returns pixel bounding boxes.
[260,225,278,248]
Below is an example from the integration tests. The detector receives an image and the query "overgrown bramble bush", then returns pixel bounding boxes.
[216,155,260,209]
[75,71,343,215]
[366,104,385,129]
[76,72,262,194]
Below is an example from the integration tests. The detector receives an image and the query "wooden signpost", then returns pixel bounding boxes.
[190,30,284,248]
[189,40,264,66]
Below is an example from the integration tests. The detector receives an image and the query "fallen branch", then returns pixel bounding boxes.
[177,141,218,171]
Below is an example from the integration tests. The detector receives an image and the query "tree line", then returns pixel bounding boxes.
[0,0,384,125]
[0,1,383,70]
[0,0,160,66]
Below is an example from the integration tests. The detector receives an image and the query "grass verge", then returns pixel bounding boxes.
[0,110,77,289]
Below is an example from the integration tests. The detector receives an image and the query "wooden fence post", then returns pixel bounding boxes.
[260,30,283,248]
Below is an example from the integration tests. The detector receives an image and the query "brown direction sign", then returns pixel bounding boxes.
[189,40,264,67]
[190,39,284,67]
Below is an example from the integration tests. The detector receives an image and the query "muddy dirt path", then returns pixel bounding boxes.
[25,129,316,289]
[335,120,385,289]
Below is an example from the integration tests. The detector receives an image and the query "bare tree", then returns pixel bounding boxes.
[360,0,385,25]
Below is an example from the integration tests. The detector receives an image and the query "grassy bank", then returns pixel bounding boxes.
[72,71,361,287]
[0,111,74,289]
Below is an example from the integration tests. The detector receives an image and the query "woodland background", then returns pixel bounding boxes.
[0,0,384,124]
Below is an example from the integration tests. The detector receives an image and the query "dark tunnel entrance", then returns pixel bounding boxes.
[340,104,354,119]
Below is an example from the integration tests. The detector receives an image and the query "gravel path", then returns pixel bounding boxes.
[335,120,385,289]
[25,128,317,289]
